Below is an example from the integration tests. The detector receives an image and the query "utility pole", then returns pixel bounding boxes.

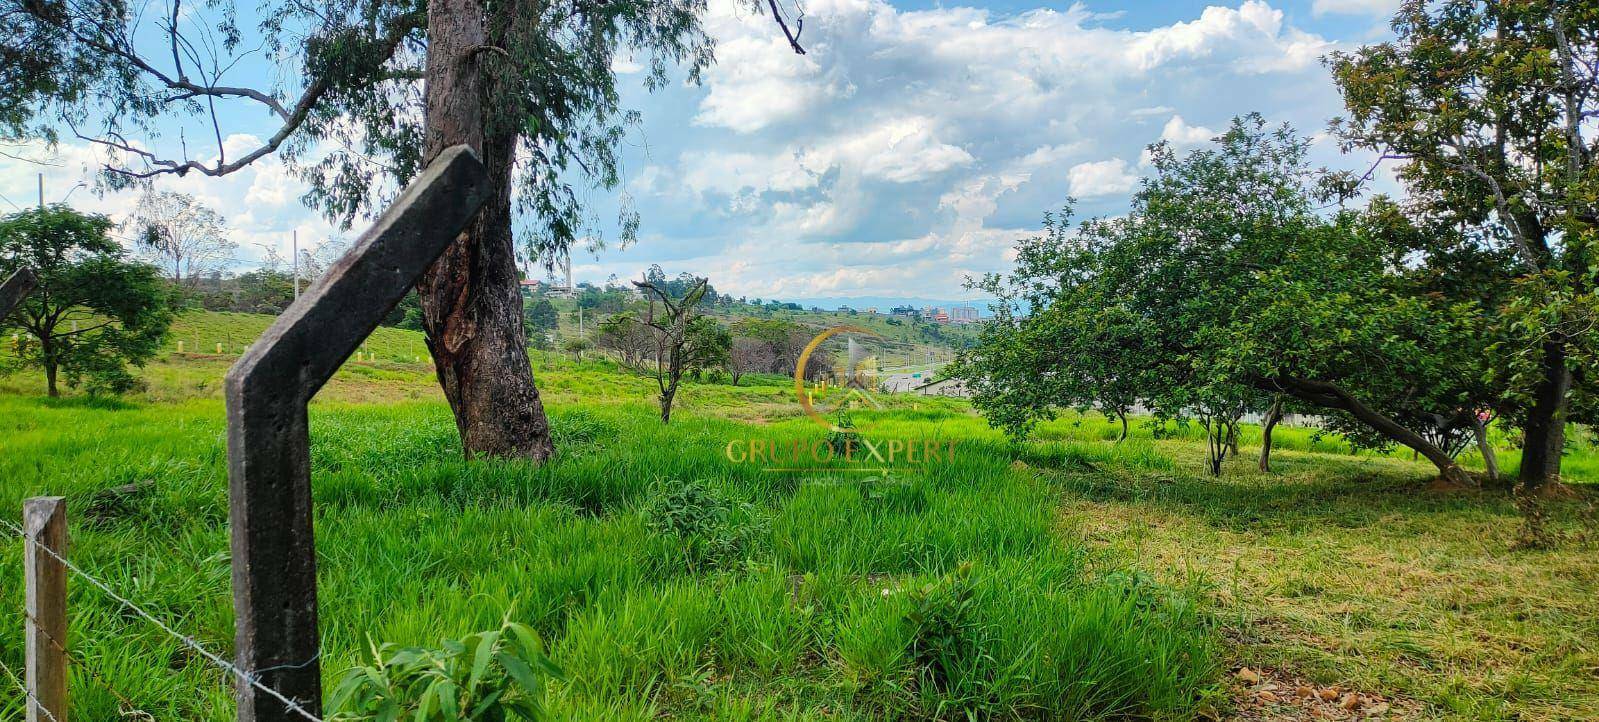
[37,173,44,208]
[292,230,300,299]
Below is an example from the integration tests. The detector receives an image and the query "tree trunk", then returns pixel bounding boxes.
[1269,375,1472,486]
[418,0,553,461]
[1471,414,1501,485]
[44,358,58,397]
[1258,396,1282,473]
[1518,341,1569,490]
[1117,413,1128,442]
[660,376,678,423]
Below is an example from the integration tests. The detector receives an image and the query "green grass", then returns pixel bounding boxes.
[0,395,1220,720]
[1,310,1595,720]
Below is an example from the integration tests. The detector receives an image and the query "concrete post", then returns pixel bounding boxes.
[224,146,488,721]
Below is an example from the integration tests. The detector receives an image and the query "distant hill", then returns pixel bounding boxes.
[781,296,997,315]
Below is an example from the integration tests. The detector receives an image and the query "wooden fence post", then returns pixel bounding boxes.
[1,267,38,321]
[23,496,67,722]
[224,146,488,722]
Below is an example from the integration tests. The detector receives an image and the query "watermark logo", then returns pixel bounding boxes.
[721,324,959,472]
[794,324,882,432]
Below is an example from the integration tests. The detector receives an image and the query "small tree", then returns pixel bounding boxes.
[728,336,776,385]
[561,337,592,363]
[126,191,236,287]
[634,272,709,423]
[957,118,1493,483]
[0,206,172,396]
[593,314,656,370]
[684,317,731,380]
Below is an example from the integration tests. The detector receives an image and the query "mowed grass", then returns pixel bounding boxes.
[1,311,1596,720]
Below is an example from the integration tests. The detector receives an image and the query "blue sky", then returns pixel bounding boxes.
[0,0,1404,302]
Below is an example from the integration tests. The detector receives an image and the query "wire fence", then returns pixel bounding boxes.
[1,517,323,722]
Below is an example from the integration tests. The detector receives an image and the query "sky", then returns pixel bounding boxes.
[0,0,1406,304]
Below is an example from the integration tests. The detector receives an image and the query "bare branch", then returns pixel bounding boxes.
[765,0,805,55]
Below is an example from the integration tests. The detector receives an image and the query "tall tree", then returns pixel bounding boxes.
[3,0,799,459]
[126,191,237,287]
[1328,0,1598,490]
[0,205,172,396]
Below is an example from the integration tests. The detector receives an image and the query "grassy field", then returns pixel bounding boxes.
[0,312,1595,720]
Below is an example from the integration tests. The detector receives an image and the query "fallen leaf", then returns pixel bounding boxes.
[1340,692,1362,711]
[1318,688,1340,701]
[1257,690,1279,702]
[1236,667,1261,684]
[1367,702,1391,716]
[1295,685,1315,698]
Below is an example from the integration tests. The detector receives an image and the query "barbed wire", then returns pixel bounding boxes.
[0,655,60,722]
[22,606,154,720]
[0,519,324,722]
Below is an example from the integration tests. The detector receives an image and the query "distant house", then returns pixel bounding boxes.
[932,311,950,323]
[890,305,918,317]
[518,279,542,297]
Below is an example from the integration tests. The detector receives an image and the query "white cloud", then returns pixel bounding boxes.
[1067,159,1136,198]
[1160,115,1217,146]
[1125,1,1332,73]
[803,117,973,184]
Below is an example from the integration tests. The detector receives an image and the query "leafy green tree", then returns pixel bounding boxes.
[0,205,172,396]
[232,269,298,315]
[1327,0,1599,490]
[684,316,731,379]
[958,118,1490,482]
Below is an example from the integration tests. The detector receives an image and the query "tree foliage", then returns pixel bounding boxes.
[955,117,1492,481]
[0,205,172,396]
[1327,0,1599,488]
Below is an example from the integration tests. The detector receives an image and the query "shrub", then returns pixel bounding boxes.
[327,618,562,721]
[642,479,761,572]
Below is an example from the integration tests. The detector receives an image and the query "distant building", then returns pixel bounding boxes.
[948,306,979,323]
[518,279,542,297]
[890,305,918,317]
[932,311,950,324]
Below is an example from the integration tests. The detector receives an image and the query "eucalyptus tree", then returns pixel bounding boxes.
[1328,0,1598,490]
[2,0,800,459]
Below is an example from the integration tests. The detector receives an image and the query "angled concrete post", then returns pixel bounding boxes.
[224,146,488,721]
[1,267,38,321]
